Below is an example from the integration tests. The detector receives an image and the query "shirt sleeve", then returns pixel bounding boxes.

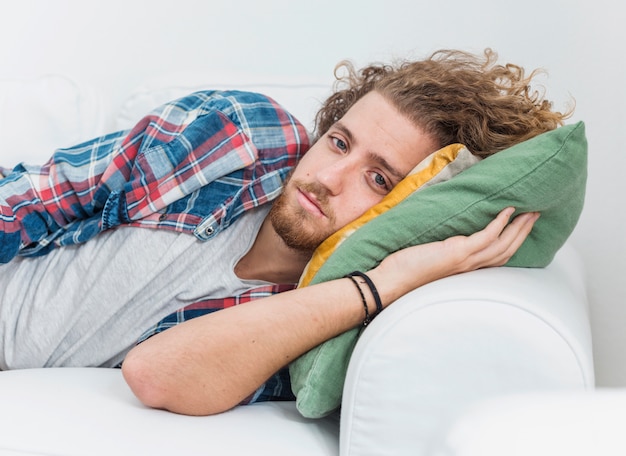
[0,90,292,263]
[112,95,260,224]
[0,130,128,262]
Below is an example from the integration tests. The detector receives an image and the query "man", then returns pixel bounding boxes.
[0,49,566,415]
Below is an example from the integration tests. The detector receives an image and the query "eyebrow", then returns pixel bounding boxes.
[333,122,407,183]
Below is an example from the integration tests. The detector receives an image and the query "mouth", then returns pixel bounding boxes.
[296,188,326,218]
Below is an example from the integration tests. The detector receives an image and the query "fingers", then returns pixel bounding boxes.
[461,207,540,269]
[497,208,540,263]
[479,207,538,242]
[497,209,540,255]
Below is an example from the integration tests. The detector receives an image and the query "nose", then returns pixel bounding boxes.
[315,157,353,196]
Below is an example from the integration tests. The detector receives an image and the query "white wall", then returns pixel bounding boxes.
[1,0,624,386]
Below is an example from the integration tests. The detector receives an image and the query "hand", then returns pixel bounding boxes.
[370,207,540,304]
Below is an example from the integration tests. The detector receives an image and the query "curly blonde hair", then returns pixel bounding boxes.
[315,49,572,158]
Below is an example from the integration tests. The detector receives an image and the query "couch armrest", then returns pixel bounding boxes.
[339,243,594,456]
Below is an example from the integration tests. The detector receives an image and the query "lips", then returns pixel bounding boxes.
[296,188,326,218]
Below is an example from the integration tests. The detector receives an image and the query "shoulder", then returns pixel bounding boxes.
[194,90,311,152]
[137,90,310,163]
[146,89,308,134]
[197,90,305,131]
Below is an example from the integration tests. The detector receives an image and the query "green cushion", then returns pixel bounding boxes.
[289,121,588,418]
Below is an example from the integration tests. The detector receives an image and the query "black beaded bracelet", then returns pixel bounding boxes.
[345,274,372,326]
[347,271,383,315]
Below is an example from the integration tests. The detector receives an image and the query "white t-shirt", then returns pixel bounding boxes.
[0,206,271,370]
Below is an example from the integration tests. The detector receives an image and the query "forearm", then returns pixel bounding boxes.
[122,277,376,415]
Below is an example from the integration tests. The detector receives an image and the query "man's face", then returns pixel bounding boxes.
[270,90,438,252]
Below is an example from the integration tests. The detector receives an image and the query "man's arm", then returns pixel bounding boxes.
[0,131,129,262]
[0,92,229,262]
[122,207,538,416]
[0,91,308,263]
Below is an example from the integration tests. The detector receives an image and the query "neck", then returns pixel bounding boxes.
[234,215,312,284]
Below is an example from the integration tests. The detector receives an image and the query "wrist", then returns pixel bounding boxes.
[344,271,383,326]
[365,266,406,310]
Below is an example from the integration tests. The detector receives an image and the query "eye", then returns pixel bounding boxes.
[370,171,391,192]
[331,136,348,152]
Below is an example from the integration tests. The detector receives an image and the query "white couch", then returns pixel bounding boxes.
[0,75,594,455]
[431,389,626,456]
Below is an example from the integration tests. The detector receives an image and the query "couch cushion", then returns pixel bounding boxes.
[289,122,588,418]
[0,368,339,455]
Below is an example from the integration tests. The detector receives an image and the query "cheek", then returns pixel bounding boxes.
[293,141,337,176]
[289,155,317,180]
[335,191,382,228]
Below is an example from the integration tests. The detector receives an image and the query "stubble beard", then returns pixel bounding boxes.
[269,178,336,253]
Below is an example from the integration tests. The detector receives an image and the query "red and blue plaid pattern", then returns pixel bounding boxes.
[0,90,309,262]
[137,283,297,343]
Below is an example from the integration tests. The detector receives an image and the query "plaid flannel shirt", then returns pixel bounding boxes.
[0,89,309,404]
[0,89,309,262]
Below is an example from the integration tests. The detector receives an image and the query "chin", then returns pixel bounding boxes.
[270,208,328,253]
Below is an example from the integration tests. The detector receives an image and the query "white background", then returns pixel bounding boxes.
[0,0,624,386]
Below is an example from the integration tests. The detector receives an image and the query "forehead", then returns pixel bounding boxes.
[335,91,437,173]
